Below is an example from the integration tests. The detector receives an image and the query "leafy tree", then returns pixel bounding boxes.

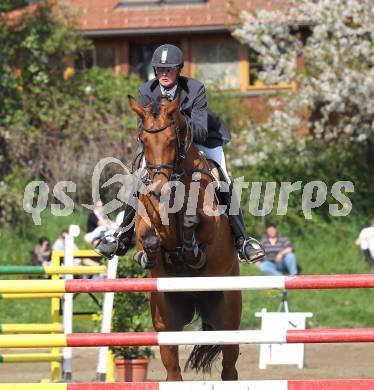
[0,0,28,12]
[233,0,374,148]
[230,0,374,219]
[0,2,142,227]
[0,1,90,122]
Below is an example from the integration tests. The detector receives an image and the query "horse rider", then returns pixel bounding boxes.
[95,44,265,265]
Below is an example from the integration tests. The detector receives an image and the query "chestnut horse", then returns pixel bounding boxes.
[128,95,242,381]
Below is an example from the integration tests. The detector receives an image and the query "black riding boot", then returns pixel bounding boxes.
[94,204,136,260]
[220,180,265,263]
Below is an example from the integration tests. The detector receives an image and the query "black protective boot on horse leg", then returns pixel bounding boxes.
[216,169,265,263]
[94,203,136,260]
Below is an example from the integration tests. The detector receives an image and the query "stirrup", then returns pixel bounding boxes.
[238,237,265,264]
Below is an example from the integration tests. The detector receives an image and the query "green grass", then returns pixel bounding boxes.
[0,211,373,332]
[0,210,89,265]
[0,295,102,332]
[240,215,374,329]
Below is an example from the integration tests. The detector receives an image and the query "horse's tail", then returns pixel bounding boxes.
[184,321,221,373]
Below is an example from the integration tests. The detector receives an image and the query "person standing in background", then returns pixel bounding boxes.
[355,218,374,269]
[84,201,116,247]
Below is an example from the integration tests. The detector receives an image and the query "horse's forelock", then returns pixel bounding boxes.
[150,98,161,118]
[149,96,169,118]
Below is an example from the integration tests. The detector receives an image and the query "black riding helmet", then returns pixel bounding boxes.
[151,44,184,69]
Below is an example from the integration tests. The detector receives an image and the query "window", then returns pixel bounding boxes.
[248,47,290,88]
[130,43,182,81]
[193,41,241,90]
[75,50,95,70]
[75,47,116,70]
[249,50,265,86]
[129,43,159,81]
[96,47,115,69]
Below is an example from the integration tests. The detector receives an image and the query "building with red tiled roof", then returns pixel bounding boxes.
[61,0,292,120]
[11,0,292,120]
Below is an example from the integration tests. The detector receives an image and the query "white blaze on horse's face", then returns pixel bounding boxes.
[128,95,181,198]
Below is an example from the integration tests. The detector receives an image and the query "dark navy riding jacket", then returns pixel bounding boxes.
[138,76,231,148]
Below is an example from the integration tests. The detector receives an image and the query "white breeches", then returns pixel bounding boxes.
[195,144,230,182]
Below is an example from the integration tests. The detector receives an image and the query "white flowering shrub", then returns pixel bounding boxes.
[233,0,374,162]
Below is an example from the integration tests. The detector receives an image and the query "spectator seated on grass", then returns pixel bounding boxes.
[30,236,51,267]
[256,223,299,276]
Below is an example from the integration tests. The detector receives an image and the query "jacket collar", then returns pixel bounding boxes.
[149,76,190,104]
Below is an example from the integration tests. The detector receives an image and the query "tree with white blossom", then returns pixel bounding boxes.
[233,0,374,164]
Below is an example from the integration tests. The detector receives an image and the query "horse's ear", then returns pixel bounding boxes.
[166,95,180,116]
[128,95,145,117]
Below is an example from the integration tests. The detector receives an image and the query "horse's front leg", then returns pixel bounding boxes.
[151,292,195,381]
[221,290,241,380]
[139,230,160,268]
[133,222,161,269]
[160,345,183,381]
[182,214,207,269]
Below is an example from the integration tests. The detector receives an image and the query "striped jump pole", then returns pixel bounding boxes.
[1,274,374,294]
[0,324,63,333]
[0,265,106,276]
[2,328,374,348]
[0,353,62,363]
[1,380,374,390]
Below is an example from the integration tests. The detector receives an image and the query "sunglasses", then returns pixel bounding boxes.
[155,67,178,74]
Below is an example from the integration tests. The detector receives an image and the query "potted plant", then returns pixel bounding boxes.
[111,253,154,382]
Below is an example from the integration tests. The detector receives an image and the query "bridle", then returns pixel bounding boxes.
[139,117,193,198]
[137,109,216,263]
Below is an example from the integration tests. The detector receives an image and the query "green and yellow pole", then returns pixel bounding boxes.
[0,265,106,275]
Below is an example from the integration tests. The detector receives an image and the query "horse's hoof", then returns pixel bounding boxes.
[133,251,156,269]
[95,234,131,259]
[94,235,118,260]
[142,233,161,256]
